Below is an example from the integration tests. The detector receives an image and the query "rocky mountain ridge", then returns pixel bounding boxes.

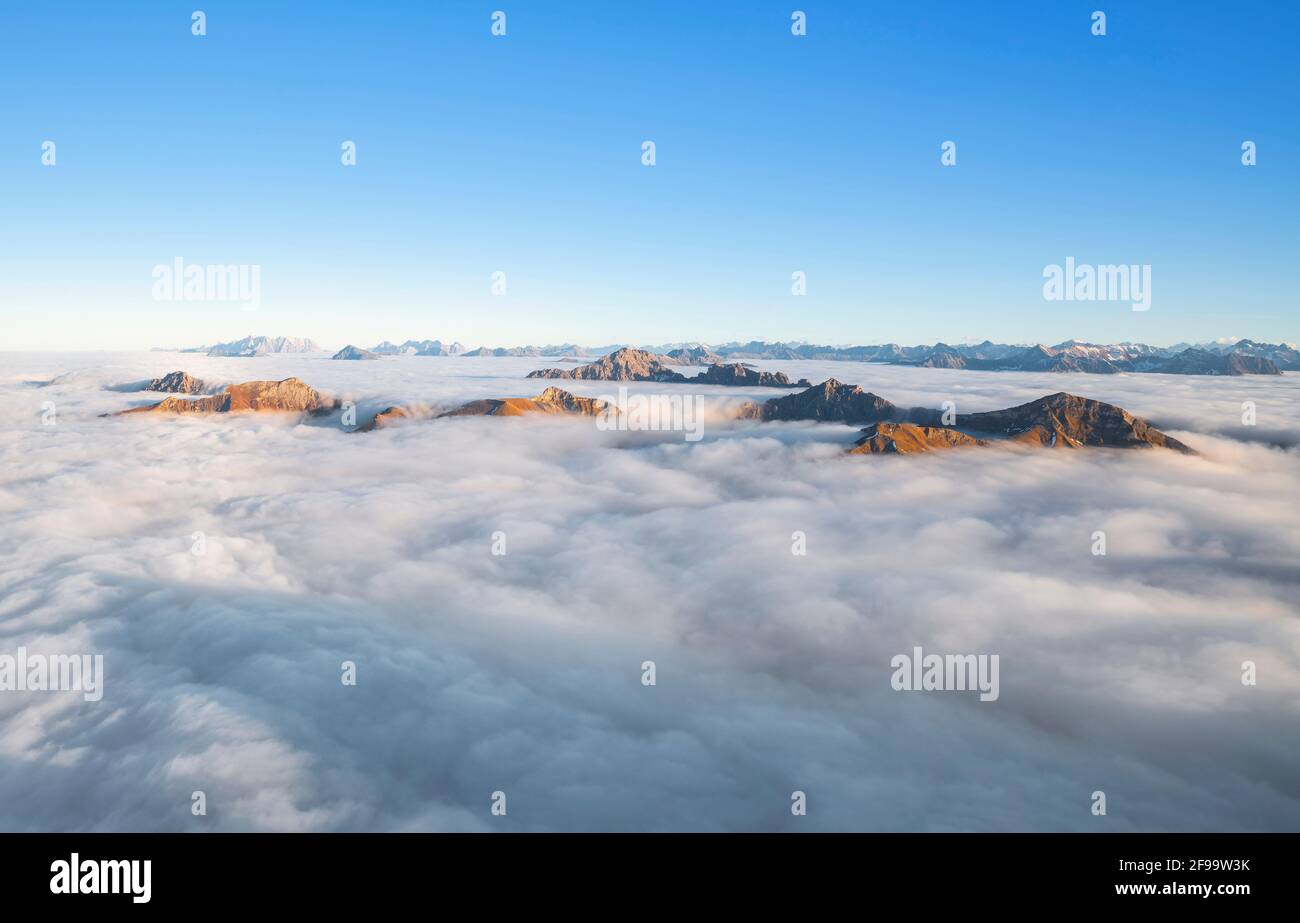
[200,336,323,357]
[107,370,1197,457]
[737,381,1195,455]
[115,377,336,415]
[528,348,811,387]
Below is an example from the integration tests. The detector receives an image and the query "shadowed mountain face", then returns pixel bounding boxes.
[528,348,686,382]
[118,378,336,415]
[692,363,811,388]
[144,371,206,393]
[955,392,1196,453]
[744,378,924,425]
[738,380,1196,455]
[849,423,988,454]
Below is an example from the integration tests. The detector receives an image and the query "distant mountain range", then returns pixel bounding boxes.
[527,348,811,387]
[157,335,324,357]
[694,338,1296,374]
[369,339,467,356]
[156,336,1298,376]
[892,339,1293,375]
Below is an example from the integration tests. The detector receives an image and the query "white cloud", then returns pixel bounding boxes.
[2,353,1299,830]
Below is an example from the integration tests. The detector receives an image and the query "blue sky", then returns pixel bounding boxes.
[1,0,1296,350]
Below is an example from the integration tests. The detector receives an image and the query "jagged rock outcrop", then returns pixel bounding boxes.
[691,363,810,388]
[144,371,206,393]
[117,378,336,415]
[849,423,988,454]
[332,345,380,360]
[527,348,688,382]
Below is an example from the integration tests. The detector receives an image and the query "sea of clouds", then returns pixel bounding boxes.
[1,352,1298,831]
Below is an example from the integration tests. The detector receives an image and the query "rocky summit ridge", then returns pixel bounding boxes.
[105,369,1198,457]
[359,387,611,431]
[143,371,207,393]
[116,377,336,415]
[736,380,1194,455]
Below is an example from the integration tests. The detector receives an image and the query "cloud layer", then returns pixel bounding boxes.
[2,353,1299,831]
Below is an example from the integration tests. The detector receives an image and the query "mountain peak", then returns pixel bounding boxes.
[957,392,1194,453]
[332,344,380,360]
[757,379,899,424]
[527,348,687,382]
[118,377,336,415]
[205,336,322,357]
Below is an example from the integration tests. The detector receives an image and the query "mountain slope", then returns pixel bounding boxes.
[849,423,988,454]
[956,392,1195,453]
[439,387,611,418]
[332,345,380,360]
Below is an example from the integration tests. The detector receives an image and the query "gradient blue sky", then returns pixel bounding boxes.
[2,0,1296,350]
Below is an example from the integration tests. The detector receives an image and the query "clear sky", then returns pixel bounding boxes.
[2,0,1296,351]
